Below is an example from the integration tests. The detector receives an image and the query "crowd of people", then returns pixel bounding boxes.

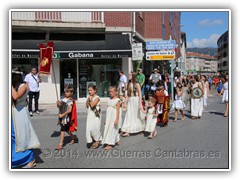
[11,67,229,168]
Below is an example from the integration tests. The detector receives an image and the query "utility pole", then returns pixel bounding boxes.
[170,35,174,101]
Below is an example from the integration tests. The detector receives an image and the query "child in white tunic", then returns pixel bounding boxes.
[172,83,185,122]
[141,97,158,139]
[86,84,102,149]
[102,86,121,150]
[201,75,209,108]
[118,96,127,133]
[220,75,229,117]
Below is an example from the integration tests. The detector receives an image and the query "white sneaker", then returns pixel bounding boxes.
[29,111,33,116]
[35,110,40,114]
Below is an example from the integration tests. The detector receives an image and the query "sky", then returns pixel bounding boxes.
[181,11,229,48]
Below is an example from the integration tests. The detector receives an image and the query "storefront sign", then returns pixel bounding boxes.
[12,52,39,59]
[53,52,61,59]
[12,50,132,59]
[65,51,131,59]
[68,52,94,58]
[146,40,176,50]
[146,50,175,61]
[132,43,143,61]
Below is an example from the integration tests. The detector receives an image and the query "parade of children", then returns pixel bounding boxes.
[11,67,229,168]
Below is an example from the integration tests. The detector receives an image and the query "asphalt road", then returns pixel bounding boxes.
[29,91,229,169]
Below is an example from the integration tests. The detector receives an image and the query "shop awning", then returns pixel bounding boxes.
[12,34,132,59]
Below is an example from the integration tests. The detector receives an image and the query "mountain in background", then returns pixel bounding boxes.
[186,47,218,56]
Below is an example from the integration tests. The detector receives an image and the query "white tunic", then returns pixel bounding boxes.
[145,107,157,132]
[86,96,102,143]
[118,97,126,129]
[102,98,120,145]
[203,82,208,106]
[222,82,228,103]
[121,83,145,133]
[12,84,40,152]
[191,82,203,117]
[172,93,186,110]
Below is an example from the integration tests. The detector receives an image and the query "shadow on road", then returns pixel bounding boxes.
[51,131,60,137]
[209,111,224,116]
[34,149,44,164]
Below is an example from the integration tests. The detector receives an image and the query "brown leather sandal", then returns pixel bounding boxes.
[92,141,100,149]
[69,139,75,145]
[104,145,113,150]
[55,144,63,150]
[121,132,130,137]
[22,160,36,168]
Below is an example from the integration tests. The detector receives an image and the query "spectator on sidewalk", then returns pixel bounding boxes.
[24,67,42,116]
[136,68,145,97]
[118,70,127,99]
[208,76,213,90]
[149,68,161,94]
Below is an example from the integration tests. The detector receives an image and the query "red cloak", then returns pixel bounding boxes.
[69,100,78,132]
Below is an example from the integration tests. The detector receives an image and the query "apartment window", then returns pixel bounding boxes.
[223,52,227,58]
[223,61,227,67]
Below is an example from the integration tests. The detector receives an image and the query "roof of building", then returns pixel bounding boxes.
[186,52,216,60]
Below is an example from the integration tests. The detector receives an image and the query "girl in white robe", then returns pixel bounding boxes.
[86,84,102,149]
[141,97,158,139]
[201,75,209,108]
[121,72,145,137]
[220,75,229,117]
[102,86,121,150]
[172,83,185,122]
[191,75,204,119]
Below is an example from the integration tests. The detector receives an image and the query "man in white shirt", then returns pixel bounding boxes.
[24,67,42,116]
[118,70,127,98]
[149,68,162,84]
[149,68,162,93]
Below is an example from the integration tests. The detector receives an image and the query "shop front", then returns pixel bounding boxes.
[12,34,132,103]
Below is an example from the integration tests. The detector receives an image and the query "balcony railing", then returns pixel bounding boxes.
[35,12,61,22]
[12,12,104,23]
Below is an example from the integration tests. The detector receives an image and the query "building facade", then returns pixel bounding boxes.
[217,31,229,74]
[186,52,218,75]
[11,11,181,103]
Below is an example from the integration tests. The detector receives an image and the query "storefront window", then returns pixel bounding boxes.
[79,59,122,98]
[60,59,78,99]
[12,58,38,77]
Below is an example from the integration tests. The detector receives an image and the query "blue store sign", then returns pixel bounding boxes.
[146,40,176,50]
